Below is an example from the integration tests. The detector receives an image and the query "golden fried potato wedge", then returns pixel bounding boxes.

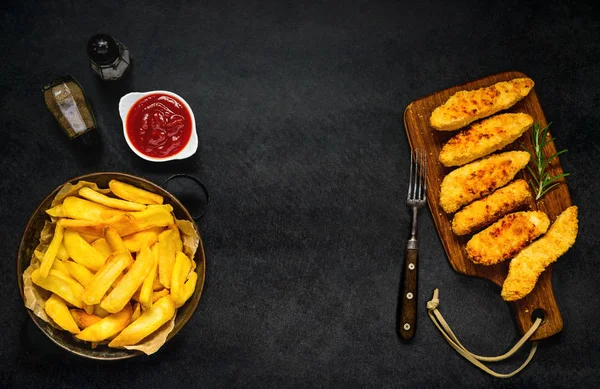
[152,289,170,303]
[104,226,129,255]
[82,252,133,305]
[76,303,133,342]
[46,204,65,218]
[63,260,95,287]
[109,179,164,205]
[93,305,110,318]
[122,227,164,253]
[80,232,100,243]
[63,229,107,271]
[79,187,147,212]
[39,222,65,278]
[91,238,112,260]
[101,246,155,313]
[50,259,70,275]
[171,251,192,307]
[108,295,175,348]
[131,302,142,322]
[57,243,70,260]
[45,294,80,334]
[139,246,159,310]
[157,230,176,288]
[62,196,125,222]
[130,205,175,232]
[32,268,85,308]
[60,219,105,237]
[180,271,198,306]
[70,309,102,329]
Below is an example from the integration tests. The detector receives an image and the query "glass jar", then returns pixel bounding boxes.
[42,75,97,139]
[87,33,131,81]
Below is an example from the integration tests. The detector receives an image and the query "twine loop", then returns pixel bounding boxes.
[427,288,542,378]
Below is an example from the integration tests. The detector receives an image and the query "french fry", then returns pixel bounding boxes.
[70,309,102,329]
[50,259,70,275]
[63,260,95,287]
[91,238,112,260]
[62,196,125,222]
[79,187,147,212]
[109,179,164,205]
[101,246,155,313]
[139,245,158,310]
[169,224,184,252]
[108,295,175,348]
[157,230,176,288]
[130,205,175,232]
[39,222,64,277]
[60,219,105,237]
[150,243,163,290]
[82,251,133,305]
[63,229,107,271]
[104,226,129,255]
[131,302,142,322]
[93,305,110,318]
[57,243,70,260]
[45,294,80,334]
[122,227,164,252]
[171,251,192,307]
[80,232,100,243]
[31,268,85,308]
[46,204,64,218]
[152,289,170,303]
[76,303,133,342]
[180,271,198,306]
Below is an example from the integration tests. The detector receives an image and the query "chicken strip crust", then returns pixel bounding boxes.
[439,113,534,167]
[452,179,531,236]
[439,150,530,214]
[466,211,550,266]
[430,78,534,131]
[501,206,578,301]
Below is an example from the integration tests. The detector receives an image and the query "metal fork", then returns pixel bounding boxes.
[399,149,427,340]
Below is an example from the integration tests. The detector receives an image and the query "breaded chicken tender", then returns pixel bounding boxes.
[439,113,534,167]
[501,206,578,301]
[452,179,531,235]
[439,151,530,213]
[466,211,550,266]
[430,78,535,131]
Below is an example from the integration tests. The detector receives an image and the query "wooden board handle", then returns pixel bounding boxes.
[509,268,563,341]
[399,248,418,340]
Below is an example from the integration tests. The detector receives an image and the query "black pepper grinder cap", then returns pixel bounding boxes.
[87,34,119,65]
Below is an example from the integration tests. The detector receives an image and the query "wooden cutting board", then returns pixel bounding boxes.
[404,71,572,341]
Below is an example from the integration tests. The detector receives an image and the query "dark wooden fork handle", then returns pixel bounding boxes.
[399,247,418,340]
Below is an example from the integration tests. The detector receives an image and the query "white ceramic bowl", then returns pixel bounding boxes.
[118,90,198,162]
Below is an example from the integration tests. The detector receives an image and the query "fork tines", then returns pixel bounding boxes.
[408,149,427,202]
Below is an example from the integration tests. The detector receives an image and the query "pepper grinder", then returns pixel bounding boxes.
[87,33,131,81]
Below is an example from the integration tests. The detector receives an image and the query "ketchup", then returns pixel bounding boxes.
[126,93,192,158]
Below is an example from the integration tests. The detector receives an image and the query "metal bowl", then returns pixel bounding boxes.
[16,172,206,360]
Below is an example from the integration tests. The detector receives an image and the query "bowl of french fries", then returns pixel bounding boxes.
[17,172,206,360]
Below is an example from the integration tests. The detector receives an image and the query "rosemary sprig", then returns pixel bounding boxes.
[521,122,570,200]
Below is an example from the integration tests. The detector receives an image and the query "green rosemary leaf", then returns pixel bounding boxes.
[523,122,570,201]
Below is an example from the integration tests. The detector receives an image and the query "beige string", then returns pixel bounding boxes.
[427,288,542,378]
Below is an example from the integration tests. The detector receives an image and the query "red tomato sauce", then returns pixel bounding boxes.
[126,93,192,158]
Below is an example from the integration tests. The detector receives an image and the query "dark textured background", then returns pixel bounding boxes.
[1,0,599,387]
